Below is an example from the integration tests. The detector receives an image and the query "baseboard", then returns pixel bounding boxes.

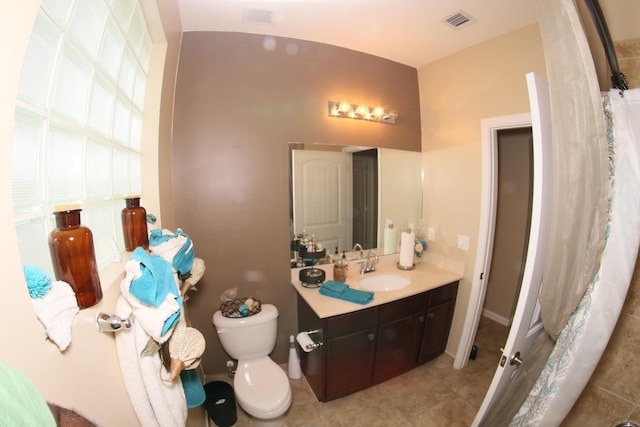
[482,309,512,327]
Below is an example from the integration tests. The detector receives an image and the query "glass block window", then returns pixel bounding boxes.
[12,0,152,276]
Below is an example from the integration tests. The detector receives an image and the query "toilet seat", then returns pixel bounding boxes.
[234,357,292,419]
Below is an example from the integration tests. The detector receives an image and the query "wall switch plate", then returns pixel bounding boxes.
[457,235,470,251]
[427,227,435,241]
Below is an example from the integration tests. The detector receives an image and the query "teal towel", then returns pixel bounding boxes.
[180,369,206,408]
[130,247,177,306]
[319,280,374,305]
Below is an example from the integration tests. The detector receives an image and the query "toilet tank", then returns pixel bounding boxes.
[213,304,279,360]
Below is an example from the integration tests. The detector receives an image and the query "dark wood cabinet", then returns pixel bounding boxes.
[418,282,458,364]
[297,281,459,401]
[373,293,425,384]
[325,307,377,400]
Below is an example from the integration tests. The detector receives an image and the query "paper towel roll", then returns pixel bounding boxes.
[399,231,415,268]
[383,227,397,255]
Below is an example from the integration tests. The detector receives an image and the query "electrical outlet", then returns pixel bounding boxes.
[457,235,470,251]
[427,227,435,241]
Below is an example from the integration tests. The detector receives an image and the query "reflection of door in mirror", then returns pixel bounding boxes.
[292,149,353,254]
[352,149,378,250]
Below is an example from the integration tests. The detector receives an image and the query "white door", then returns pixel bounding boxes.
[292,149,352,253]
[471,72,552,425]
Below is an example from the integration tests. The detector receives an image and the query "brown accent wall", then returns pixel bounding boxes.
[171,32,421,373]
[483,128,532,322]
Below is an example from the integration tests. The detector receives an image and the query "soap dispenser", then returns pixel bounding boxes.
[334,252,348,282]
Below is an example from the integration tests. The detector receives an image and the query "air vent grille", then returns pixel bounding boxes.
[443,10,476,29]
[242,7,276,25]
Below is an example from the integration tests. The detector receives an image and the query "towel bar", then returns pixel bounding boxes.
[97,312,133,333]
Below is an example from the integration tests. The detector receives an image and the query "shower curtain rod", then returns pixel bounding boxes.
[584,0,628,92]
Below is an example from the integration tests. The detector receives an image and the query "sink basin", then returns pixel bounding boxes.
[358,274,410,291]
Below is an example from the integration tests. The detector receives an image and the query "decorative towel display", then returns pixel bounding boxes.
[120,256,182,344]
[319,280,374,305]
[115,226,208,427]
[23,265,79,352]
[181,257,205,296]
[115,297,187,427]
[398,231,415,268]
[149,228,194,277]
[179,369,206,408]
[129,248,177,307]
[165,322,206,381]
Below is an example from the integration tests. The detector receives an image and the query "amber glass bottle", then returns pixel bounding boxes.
[121,196,148,251]
[48,206,102,309]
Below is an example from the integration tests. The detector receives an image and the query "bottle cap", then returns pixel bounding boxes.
[54,204,81,212]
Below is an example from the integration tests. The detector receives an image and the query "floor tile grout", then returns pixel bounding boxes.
[195,316,508,427]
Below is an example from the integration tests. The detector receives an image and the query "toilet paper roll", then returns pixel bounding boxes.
[383,228,397,255]
[399,231,415,268]
[296,332,315,353]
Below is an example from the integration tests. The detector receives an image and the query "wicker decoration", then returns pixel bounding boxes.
[220,297,261,318]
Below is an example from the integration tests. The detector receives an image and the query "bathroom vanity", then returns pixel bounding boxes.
[292,261,461,402]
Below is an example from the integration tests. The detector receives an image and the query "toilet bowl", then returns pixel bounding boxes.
[234,358,291,419]
[212,304,292,423]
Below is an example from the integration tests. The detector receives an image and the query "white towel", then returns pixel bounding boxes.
[30,281,79,351]
[115,297,187,427]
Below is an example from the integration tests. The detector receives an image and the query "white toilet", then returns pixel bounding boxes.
[212,304,292,424]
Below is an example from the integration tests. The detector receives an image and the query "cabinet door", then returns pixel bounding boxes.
[373,312,423,384]
[326,329,376,400]
[418,298,456,364]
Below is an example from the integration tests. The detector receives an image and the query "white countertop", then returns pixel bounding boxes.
[291,257,463,319]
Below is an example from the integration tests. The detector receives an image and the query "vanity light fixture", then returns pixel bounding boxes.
[328,100,398,124]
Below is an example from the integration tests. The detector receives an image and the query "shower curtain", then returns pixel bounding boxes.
[511,87,640,425]
[480,0,640,425]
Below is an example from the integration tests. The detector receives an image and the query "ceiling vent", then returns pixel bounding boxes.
[443,10,476,29]
[242,7,277,25]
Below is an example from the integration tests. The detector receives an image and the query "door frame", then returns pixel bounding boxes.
[454,113,532,369]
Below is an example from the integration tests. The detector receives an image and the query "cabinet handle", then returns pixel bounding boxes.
[427,312,435,319]
[368,332,375,341]
[419,316,425,323]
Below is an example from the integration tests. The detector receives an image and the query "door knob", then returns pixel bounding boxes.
[510,351,523,366]
[500,348,523,367]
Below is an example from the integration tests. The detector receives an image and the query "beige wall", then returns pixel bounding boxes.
[418,24,546,356]
[0,1,178,424]
[171,32,422,373]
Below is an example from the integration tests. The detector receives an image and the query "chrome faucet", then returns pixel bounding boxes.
[360,249,378,274]
[353,243,364,258]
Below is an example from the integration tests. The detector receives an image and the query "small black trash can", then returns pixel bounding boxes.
[204,381,237,427]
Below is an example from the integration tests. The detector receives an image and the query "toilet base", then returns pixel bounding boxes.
[249,414,286,427]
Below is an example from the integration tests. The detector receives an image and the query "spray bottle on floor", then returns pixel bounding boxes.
[288,334,302,380]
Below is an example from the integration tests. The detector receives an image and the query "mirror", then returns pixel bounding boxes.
[289,143,423,266]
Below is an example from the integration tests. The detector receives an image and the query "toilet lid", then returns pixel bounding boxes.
[234,358,291,418]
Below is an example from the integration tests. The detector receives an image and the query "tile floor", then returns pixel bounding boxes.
[191,317,508,427]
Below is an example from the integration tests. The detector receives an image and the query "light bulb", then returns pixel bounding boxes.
[339,102,351,113]
[356,105,369,116]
